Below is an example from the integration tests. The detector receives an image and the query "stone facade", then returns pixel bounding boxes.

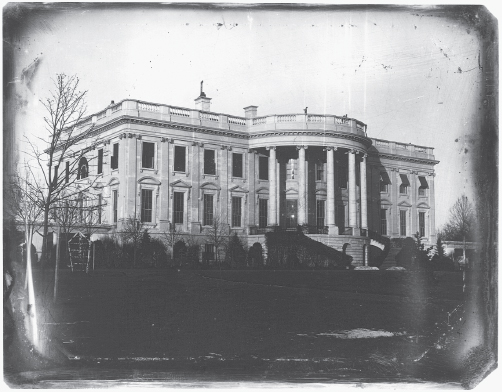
[69,94,438,266]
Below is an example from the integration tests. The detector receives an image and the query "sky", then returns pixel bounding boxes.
[5,3,489,228]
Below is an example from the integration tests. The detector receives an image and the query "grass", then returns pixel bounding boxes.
[7,268,466,385]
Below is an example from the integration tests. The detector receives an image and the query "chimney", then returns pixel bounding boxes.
[195,80,211,111]
[244,106,258,118]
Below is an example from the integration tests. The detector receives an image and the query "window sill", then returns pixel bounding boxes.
[202,174,219,179]
[173,171,189,177]
[140,167,158,174]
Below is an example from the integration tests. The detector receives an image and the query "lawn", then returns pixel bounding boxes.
[7,269,466,386]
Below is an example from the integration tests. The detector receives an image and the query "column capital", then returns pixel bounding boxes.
[161,137,169,143]
[323,146,337,151]
[347,148,356,154]
[198,142,204,147]
[361,153,368,159]
[296,145,308,150]
[266,146,276,151]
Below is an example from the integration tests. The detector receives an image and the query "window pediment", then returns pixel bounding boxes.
[398,200,412,208]
[284,187,298,196]
[170,179,192,188]
[107,177,120,187]
[380,199,392,206]
[138,176,161,186]
[200,181,220,191]
[256,187,269,195]
[229,185,248,193]
[417,202,430,209]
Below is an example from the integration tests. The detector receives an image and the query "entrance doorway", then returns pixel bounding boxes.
[285,199,298,228]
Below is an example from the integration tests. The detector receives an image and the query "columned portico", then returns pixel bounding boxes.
[267,146,277,226]
[360,153,368,230]
[348,149,358,231]
[297,145,307,225]
[326,146,338,235]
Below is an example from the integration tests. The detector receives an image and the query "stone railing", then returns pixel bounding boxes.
[111,103,122,112]
[277,114,296,122]
[252,117,267,125]
[170,107,190,117]
[307,115,325,123]
[228,116,246,125]
[395,143,410,150]
[200,111,219,122]
[77,100,372,138]
[138,102,160,112]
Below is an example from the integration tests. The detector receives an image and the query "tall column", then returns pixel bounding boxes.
[297,146,307,225]
[410,170,417,236]
[429,173,436,243]
[360,153,368,229]
[348,149,357,229]
[268,147,277,226]
[326,146,338,234]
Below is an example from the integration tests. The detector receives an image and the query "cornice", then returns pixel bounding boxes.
[249,130,372,147]
[371,152,439,166]
[82,116,373,147]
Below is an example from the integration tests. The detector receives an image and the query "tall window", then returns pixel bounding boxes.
[418,176,428,196]
[111,143,119,170]
[419,212,426,237]
[203,194,214,226]
[97,149,103,174]
[112,190,118,223]
[400,210,407,236]
[258,198,268,228]
[141,189,153,223]
[286,158,296,180]
[399,174,409,195]
[338,166,347,189]
[142,142,155,169]
[380,172,389,192]
[77,157,88,179]
[174,146,186,172]
[316,200,325,227]
[380,209,387,235]
[66,161,70,183]
[232,197,242,227]
[336,204,345,230]
[232,153,243,178]
[204,149,216,175]
[259,156,268,180]
[315,162,324,181]
[78,192,84,222]
[173,192,184,224]
[97,194,102,224]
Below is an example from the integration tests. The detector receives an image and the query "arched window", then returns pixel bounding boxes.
[78,157,88,179]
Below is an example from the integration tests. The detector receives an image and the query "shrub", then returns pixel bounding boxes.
[395,233,434,271]
[224,233,247,268]
[247,242,264,268]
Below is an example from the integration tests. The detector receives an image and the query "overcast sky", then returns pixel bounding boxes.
[7,4,486,227]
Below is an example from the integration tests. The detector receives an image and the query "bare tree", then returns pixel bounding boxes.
[162,222,186,263]
[203,213,230,267]
[439,195,475,262]
[9,168,43,348]
[24,73,99,263]
[120,215,145,267]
